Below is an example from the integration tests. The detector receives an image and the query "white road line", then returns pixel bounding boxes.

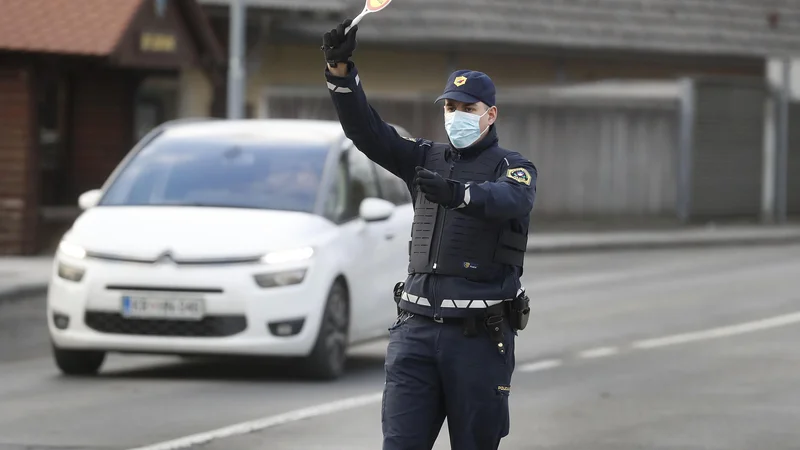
[125,392,383,450]
[578,346,620,359]
[519,359,563,372]
[632,311,800,350]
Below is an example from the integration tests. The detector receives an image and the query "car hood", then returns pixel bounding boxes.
[64,206,335,261]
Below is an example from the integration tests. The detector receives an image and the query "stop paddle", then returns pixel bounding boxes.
[345,0,394,34]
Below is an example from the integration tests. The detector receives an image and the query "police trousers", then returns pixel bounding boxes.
[381,310,516,450]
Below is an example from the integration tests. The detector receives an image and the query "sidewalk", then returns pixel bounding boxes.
[2,225,800,302]
[0,256,53,303]
[525,224,800,253]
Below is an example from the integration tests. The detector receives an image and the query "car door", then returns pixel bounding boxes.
[330,147,390,339]
[373,162,415,329]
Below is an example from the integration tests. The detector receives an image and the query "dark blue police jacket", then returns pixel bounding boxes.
[325,62,537,320]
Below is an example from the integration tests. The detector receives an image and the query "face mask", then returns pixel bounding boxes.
[444,109,490,149]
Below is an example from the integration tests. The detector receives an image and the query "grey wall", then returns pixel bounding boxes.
[264,87,682,219]
[497,102,679,217]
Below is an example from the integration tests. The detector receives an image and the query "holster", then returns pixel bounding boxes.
[485,315,506,355]
[392,281,404,315]
[508,289,531,331]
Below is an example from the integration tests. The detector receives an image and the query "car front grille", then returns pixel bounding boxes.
[84,312,247,337]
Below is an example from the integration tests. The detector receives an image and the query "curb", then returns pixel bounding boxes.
[0,283,49,304]
[525,232,800,253]
[0,231,798,302]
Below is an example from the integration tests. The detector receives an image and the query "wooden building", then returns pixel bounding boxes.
[0,0,224,255]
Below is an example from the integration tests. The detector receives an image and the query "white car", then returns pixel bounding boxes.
[47,118,414,379]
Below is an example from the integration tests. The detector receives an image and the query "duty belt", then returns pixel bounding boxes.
[398,290,512,310]
[392,283,517,356]
[401,300,509,353]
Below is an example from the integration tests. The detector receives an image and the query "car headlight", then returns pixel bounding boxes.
[58,240,86,259]
[253,269,307,288]
[260,247,314,265]
[57,262,86,282]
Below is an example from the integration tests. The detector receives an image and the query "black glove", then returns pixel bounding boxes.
[414,166,465,208]
[321,19,358,65]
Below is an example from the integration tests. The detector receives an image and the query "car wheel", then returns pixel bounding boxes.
[304,280,349,380]
[52,344,105,376]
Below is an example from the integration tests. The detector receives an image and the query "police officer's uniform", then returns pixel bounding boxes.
[322,19,537,450]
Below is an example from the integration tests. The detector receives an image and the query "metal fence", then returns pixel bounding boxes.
[262,76,777,222]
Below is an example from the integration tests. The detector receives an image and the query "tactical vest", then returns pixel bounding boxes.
[408,143,528,282]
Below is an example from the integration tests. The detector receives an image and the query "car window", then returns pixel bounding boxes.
[323,154,349,223]
[341,147,381,220]
[100,135,329,213]
[375,163,411,205]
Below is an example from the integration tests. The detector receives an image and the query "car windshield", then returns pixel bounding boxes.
[100,134,330,213]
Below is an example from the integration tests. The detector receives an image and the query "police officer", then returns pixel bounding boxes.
[322,19,537,450]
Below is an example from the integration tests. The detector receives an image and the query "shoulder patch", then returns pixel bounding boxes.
[506,167,531,185]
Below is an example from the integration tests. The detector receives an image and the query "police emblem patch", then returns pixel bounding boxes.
[506,167,531,185]
[453,76,467,87]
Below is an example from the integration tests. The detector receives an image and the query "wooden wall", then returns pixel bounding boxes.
[0,65,38,255]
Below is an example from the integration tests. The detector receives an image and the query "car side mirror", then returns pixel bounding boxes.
[359,197,394,222]
[78,189,102,210]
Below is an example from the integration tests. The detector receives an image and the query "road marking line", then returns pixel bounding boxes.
[632,311,800,350]
[519,359,563,372]
[125,392,383,450]
[578,346,619,359]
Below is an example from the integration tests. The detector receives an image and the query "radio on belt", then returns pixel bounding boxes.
[509,288,531,331]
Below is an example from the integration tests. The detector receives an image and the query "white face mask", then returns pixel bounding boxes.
[444,109,490,149]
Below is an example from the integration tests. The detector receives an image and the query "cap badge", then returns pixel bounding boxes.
[453,76,467,87]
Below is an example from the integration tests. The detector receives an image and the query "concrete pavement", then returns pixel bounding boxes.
[525,224,800,253]
[0,256,52,303]
[1,245,800,449]
[2,224,800,303]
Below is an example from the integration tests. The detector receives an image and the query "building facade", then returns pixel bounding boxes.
[3,0,800,255]
[0,0,224,255]
[196,0,796,225]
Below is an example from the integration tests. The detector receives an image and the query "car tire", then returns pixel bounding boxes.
[52,344,106,376]
[304,280,349,380]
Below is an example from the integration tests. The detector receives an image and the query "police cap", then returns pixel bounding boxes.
[435,70,496,108]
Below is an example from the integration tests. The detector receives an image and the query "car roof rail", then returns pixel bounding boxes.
[160,116,222,129]
[135,117,221,144]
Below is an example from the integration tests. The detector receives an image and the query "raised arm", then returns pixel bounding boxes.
[322,20,425,185]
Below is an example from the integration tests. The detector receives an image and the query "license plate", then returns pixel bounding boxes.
[121,294,205,320]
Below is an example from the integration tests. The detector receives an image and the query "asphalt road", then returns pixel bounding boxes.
[1,244,800,450]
